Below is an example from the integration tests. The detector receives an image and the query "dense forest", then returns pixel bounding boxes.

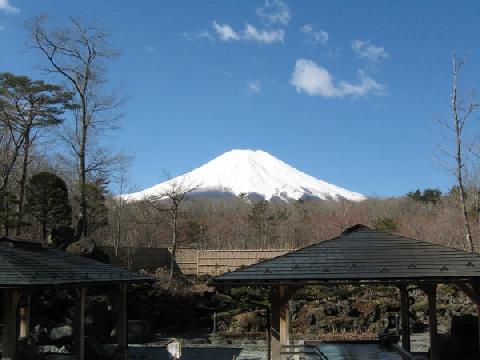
[2,17,480,267]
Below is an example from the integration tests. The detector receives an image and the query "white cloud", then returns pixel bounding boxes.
[212,21,240,41]
[0,0,19,14]
[243,24,284,43]
[301,24,328,45]
[246,80,261,95]
[145,45,156,53]
[351,39,389,62]
[197,31,215,42]
[290,59,384,98]
[212,22,284,44]
[256,0,291,25]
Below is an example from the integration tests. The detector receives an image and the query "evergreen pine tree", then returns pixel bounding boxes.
[26,172,72,243]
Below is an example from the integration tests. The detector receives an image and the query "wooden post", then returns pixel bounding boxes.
[270,286,295,360]
[116,284,128,357]
[19,292,31,343]
[457,282,480,355]
[280,297,290,346]
[399,284,411,352]
[270,287,281,360]
[266,307,271,360]
[73,288,86,360]
[2,289,21,360]
[422,284,438,360]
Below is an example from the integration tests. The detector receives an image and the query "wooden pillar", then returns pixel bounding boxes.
[270,287,281,360]
[280,297,290,346]
[73,288,86,360]
[270,286,294,360]
[2,289,21,360]
[266,307,271,360]
[116,284,128,357]
[19,292,31,343]
[399,285,410,352]
[457,282,480,355]
[423,284,438,360]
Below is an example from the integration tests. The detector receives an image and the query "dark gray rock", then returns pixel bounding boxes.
[49,324,73,344]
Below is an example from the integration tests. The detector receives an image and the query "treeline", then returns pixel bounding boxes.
[100,187,480,257]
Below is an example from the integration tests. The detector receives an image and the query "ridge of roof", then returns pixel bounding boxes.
[341,224,371,235]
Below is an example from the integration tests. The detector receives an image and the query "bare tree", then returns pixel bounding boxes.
[147,178,200,280]
[30,16,124,238]
[437,52,479,251]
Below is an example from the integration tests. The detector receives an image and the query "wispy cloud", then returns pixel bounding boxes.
[212,21,284,44]
[290,59,384,98]
[243,24,284,43]
[196,31,215,42]
[212,21,240,41]
[256,0,291,25]
[351,39,389,62]
[246,80,261,95]
[0,0,19,14]
[301,24,328,45]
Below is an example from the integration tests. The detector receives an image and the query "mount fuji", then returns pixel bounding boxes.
[122,149,366,202]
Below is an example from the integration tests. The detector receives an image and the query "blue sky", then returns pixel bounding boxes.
[1,0,480,197]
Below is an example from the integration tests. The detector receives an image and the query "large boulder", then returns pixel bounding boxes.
[38,345,70,355]
[231,311,266,332]
[66,238,108,262]
[30,317,56,344]
[49,324,73,344]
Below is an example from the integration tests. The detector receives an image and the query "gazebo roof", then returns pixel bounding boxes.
[0,236,152,288]
[213,224,480,286]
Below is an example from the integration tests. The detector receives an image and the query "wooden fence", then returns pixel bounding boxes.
[100,246,292,276]
[175,249,293,276]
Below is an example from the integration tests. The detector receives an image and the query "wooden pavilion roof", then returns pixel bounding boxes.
[0,236,152,288]
[213,224,480,286]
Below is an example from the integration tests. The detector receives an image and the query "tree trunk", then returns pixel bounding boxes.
[16,128,31,236]
[452,55,474,252]
[170,213,178,280]
[77,112,88,239]
[42,221,47,245]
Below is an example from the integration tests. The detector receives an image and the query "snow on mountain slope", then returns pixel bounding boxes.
[122,149,366,202]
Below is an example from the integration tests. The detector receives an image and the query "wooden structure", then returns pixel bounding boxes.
[99,246,292,275]
[0,236,152,360]
[213,224,480,360]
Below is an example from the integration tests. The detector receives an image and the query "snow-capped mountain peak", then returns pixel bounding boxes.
[122,149,366,202]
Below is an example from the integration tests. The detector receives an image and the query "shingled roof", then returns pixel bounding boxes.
[213,225,480,286]
[0,236,152,288]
